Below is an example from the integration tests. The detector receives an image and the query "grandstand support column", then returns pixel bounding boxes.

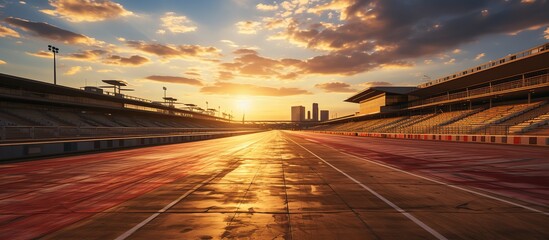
[489,98,492,108]
[528,91,531,104]
[522,74,526,87]
[447,91,450,100]
[469,100,472,110]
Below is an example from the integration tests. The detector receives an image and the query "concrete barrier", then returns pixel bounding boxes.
[311,131,549,147]
[0,131,260,161]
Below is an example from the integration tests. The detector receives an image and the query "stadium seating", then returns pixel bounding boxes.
[312,101,549,135]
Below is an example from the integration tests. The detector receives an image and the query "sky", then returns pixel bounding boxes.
[0,0,548,120]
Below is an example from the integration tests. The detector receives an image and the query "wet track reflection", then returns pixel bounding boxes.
[0,130,547,239]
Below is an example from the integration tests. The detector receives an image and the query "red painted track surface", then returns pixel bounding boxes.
[0,130,547,239]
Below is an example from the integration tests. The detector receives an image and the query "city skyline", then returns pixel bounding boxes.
[0,0,548,120]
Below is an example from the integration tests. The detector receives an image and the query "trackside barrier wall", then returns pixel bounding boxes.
[310,131,549,147]
[0,131,260,161]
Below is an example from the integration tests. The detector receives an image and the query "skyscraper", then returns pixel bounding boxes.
[312,103,319,121]
[291,106,305,122]
[307,111,311,120]
[320,110,329,121]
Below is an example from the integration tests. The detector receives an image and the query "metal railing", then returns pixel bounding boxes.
[409,73,549,108]
[0,126,256,142]
[418,43,549,88]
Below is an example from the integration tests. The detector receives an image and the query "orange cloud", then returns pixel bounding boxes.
[315,82,357,93]
[236,21,261,34]
[145,75,203,86]
[158,12,196,34]
[200,82,311,96]
[40,0,133,22]
[0,59,6,64]
[360,81,392,88]
[221,49,303,80]
[126,40,220,60]
[5,17,100,45]
[0,24,20,38]
[256,3,278,11]
[64,49,108,61]
[26,50,53,58]
[103,55,149,66]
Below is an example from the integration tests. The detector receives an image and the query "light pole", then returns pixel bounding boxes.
[163,86,167,103]
[48,45,59,85]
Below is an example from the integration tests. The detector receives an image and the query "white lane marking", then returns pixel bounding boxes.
[115,175,217,240]
[287,137,448,240]
[116,135,270,240]
[304,138,319,143]
[337,150,549,216]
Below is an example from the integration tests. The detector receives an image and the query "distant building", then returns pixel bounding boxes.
[291,106,305,122]
[320,110,329,121]
[312,103,319,121]
[307,110,311,120]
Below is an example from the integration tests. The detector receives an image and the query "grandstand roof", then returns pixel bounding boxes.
[411,44,549,97]
[345,87,417,103]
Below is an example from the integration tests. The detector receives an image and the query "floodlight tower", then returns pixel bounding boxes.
[47,45,59,85]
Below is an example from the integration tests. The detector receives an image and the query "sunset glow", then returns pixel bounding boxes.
[0,0,548,120]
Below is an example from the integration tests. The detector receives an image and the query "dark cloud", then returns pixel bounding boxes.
[126,40,220,60]
[104,55,149,66]
[315,82,357,93]
[4,17,100,45]
[65,49,108,61]
[200,82,311,96]
[145,75,203,86]
[41,0,133,22]
[284,0,549,75]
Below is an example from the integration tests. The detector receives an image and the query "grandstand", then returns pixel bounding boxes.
[0,73,251,142]
[312,43,549,136]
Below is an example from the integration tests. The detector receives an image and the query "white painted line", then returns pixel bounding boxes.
[287,137,448,240]
[338,150,549,216]
[115,175,216,240]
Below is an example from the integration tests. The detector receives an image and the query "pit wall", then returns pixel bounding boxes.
[0,131,260,161]
[310,131,549,147]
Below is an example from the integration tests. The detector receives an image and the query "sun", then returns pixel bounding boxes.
[236,98,251,112]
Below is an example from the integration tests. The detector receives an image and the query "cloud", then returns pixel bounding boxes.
[220,49,303,79]
[221,39,239,48]
[40,0,133,22]
[360,81,392,88]
[236,21,261,34]
[26,50,53,58]
[0,59,6,64]
[158,12,196,34]
[272,0,549,75]
[545,27,549,39]
[444,58,456,65]
[218,71,234,80]
[315,82,357,93]
[65,49,108,61]
[145,75,203,86]
[125,40,220,60]
[200,82,311,96]
[5,17,100,45]
[0,24,20,38]
[256,3,278,11]
[104,55,149,66]
[474,53,485,61]
[64,66,80,75]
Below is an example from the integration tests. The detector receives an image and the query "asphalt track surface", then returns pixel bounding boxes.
[0,130,547,239]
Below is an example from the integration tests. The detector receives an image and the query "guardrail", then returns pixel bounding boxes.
[418,43,549,88]
[0,126,257,142]
[409,73,549,108]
